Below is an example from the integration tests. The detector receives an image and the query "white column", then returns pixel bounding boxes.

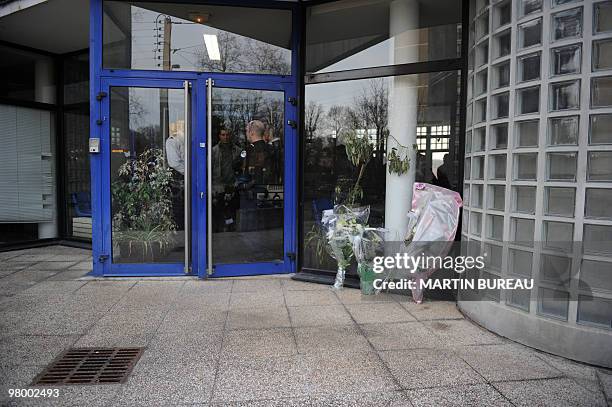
[385,0,419,238]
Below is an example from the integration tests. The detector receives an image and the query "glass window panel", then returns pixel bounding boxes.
[515,153,538,180]
[591,76,612,107]
[476,11,490,40]
[590,114,612,144]
[489,154,507,179]
[594,0,612,34]
[547,152,577,180]
[516,120,539,146]
[551,44,581,76]
[473,127,486,151]
[518,52,541,82]
[580,260,612,291]
[593,38,612,71]
[487,214,504,240]
[540,253,572,285]
[465,157,471,180]
[538,288,569,320]
[517,86,540,114]
[63,52,89,105]
[513,217,535,245]
[464,184,470,205]
[491,123,508,149]
[494,61,511,88]
[520,0,542,17]
[583,224,612,255]
[484,243,504,271]
[475,99,487,123]
[585,188,612,219]
[110,87,185,264]
[588,151,612,181]
[550,80,580,110]
[472,156,485,179]
[0,45,56,104]
[507,288,532,311]
[489,185,506,210]
[546,187,575,216]
[495,1,512,28]
[493,92,509,118]
[103,1,292,75]
[514,185,536,213]
[471,184,484,208]
[495,30,512,59]
[509,248,533,277]
[578,295,612,328]
[551,7,583,41]
[471,211,483,236]
[518,18,542,49]
[552,0,581,5]
[305,0,461,74]
[543,220,574,251]
[462,210,469,234]
[477,42,489,67]
[475,70,488,96]
[549,116,579,145]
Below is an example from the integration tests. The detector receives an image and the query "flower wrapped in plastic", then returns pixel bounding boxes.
[353,228,397,295]
[321,205,370,290]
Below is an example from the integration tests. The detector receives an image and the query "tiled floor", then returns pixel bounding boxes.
[0,246,610,406]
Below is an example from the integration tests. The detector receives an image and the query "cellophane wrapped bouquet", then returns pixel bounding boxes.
[353,228,397,295]
[321,205,370,290]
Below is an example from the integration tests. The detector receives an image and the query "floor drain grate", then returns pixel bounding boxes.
[32,348,144,386]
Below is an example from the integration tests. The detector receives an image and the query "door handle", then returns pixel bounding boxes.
[206,78,213,276]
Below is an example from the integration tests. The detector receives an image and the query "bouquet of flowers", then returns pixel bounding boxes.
[353,228,397,295]
[321,205,370,290]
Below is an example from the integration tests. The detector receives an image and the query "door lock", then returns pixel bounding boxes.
[287,120,297,129]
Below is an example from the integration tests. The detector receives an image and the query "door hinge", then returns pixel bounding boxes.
[288,96,297,106]
[287,252,296,261]
[96,91,108,101]
[287,120,297,129]
[98,254,109,263]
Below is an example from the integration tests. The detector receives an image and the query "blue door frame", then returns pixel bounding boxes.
[89,0,300,278]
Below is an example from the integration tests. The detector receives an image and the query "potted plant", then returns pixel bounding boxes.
[111,148,177,262]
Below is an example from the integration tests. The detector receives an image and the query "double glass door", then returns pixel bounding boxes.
[101,77,294,277]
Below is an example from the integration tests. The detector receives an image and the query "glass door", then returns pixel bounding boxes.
[100,78,196,275]
[202,79,296,277]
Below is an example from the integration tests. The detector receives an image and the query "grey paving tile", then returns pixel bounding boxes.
[288,305,354,327]
[401,301,464,321]
[47,254,91,262]
[213,397,310,407]
[21,281,87,295]
[423,319,504,346]
[180,278,233,294]
[116,359,216,405]
[12,311,101,336]
[310,391,411,406]
[157,308,227,332]
[227,306,291,329]
[73,330,154,348]
[145,330,223,362]
[0,335,78,366]
[0,262,35,272]
[0,364,47,404]
[229,290,285,309]
[0,281,38,297]
[9,254,56,263]
[346,303,416,324]
[294,325,371,355]
[212,355,309,402]
[282,278,330,291]
[45,269,92,281]
[361,322,444,351]
[406,384,512,407]
[173,292,231,310]
[232,278,282,292]
[27,261,80,271]
[222,327,297,358]
[67,261,93,271]
[494,377,607,407]
[380,349,485,390]
[536,352,602,392]
[302,352,399,396]
[285,289,340,307]
[598,370,612,402]
[333,288,396,304]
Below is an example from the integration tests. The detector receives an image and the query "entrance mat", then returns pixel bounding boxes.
[32,348,144,385]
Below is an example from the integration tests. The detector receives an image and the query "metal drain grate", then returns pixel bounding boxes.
[32,348,144,386]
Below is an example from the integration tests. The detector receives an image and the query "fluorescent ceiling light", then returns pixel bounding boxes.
[203,34,220,61]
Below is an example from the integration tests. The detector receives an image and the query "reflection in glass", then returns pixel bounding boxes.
[546,187,575,216]
[211,88,284,264]
[594,1,612,34]
[593,39,612,71]
[591,76,612,107]
[551,44,581,76]
[518,53,541,82]
[103,1,292,75]
[0,45,56,104]
[110,87,185,263]
[551,7,583,41]
[518,18,542,49]
[550,80,580,110]
[549,116,578,145]
[589,114,612,144]
[517,86,540,114]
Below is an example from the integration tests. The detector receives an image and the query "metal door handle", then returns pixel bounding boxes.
[206,78,213,276]
[183,81,191,274]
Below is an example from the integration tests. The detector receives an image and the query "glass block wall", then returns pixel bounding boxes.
[461,0,612,365]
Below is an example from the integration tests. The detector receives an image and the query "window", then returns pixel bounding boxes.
[544,221,574,251]
[578,295,612,328]
[538,288,569,320]
[514,186,537,213]
[588,151,612,181]
[489,185,506,210]
[514,153,538,180]
[585,188,612,219]
[546,187,575,216]
[518,18,542,49]
[472,156,485,179]
[551,44,581,76]
[0,45,56,104]
[516,120,539,146]
[583,224,612,255]
[491,123,509,149]
[517,86,540,114]
[512,217,535,245]
[489,154,507,179]
[305,0,461,74]
[476,11,490,40]
[495,1,512,28]
[593,39,612,71]
[580,260,612,291]
[472,185,484,208]
[549,116,579,145]
[550,80,580,110]
[103,2,292,75]
[493,92,510,118]
[591,76,612,107]
[487,214,505,240]
[551,7,583,41]
[518,52,541,82]
[493,61,511,88]
[552,0,581,5]
[495,30,512,59]
[519,0,542,17]
[594,1,612,34]
[590,114,612,144]
[547,152,577,180]
[476,70,489,96]
[473,127,486,151]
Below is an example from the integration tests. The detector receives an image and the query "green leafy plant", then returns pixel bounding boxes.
[337,132,373,206]
[111,148,177,258]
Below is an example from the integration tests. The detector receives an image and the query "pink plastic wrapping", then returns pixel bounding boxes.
[404,183,463,303]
